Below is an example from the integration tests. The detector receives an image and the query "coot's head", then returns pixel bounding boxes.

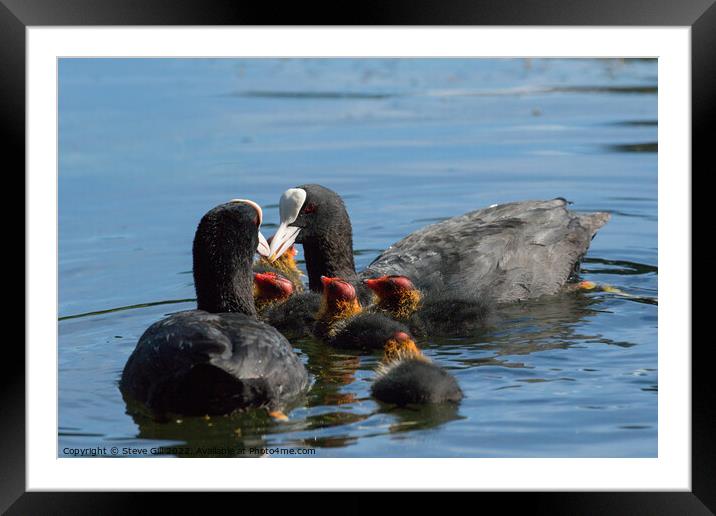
[267,184,351,261]
[382,331,422,363]
[363,275,422,319]
[193,199,270,315]
[373,330,463,406]
[321,276,355,302]
[364,275,416,297]
[317,276,362,322]
[253,271,295,303]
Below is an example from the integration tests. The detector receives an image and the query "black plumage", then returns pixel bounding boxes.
[371,358,463,406]
[271,185,610,305]
[364,275,491,337]
[364,199,610,303]
[264,291,322,340]
[120,201,309,417]
[406,291,491,337]
[121,311,307,415]
[328,312,410,351]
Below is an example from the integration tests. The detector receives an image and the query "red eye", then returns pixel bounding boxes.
[303,203,317,214]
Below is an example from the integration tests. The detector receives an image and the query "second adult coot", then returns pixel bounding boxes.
[267,184,610,304]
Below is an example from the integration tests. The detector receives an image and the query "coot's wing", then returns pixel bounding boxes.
[120,310,308,415]
[361,200,609,303]
[213,312,309,400]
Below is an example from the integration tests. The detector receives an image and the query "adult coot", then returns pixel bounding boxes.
[267,184,609,304]
[120,200,309,417]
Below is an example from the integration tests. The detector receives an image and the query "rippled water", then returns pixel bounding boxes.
[59,58,657,457]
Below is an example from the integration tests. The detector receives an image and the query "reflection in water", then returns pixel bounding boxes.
[126,410,274,458]
[381,402,464,434]
[583,257,657,275]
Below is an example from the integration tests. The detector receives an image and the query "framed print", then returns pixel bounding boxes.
[5,0,709,512]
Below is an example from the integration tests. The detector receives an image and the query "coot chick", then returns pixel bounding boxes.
[315,276,418,354]
[264,290,322,340]
[371,346,463,406]
[363,275,490,336]
[253,256,320,339]
[253,271,294,313]
[268,184,610,303]
[254,240,304,291]
[120,200,309,417]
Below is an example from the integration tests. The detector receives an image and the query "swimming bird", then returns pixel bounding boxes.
[363,274,490,336]
[119,200,309,417]
[254,238,304,290]
[254,271,322,340]
[253,271,295,313]
[314,276,420,355]
[264,290,322,340]
[371,344,463,406]
[267,184,610,304]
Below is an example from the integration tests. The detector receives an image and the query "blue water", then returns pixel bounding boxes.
[58,58,657,457]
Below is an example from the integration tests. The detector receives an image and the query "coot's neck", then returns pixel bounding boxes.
[193,247,257,317]
[303,233,357,292]
[201,267,256,316]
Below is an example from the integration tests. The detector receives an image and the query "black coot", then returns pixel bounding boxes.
[120,200,309,417]
[267,184,609,304]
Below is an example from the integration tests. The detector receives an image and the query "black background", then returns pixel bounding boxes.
[2,0,708,513]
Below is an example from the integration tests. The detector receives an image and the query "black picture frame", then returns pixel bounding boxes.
[4,0,708,513]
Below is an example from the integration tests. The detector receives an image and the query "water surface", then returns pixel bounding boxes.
[59,58,657,457]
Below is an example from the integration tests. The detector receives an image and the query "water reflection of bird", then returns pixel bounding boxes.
[126,410,277,458]
[119,200,309,418]
[383,401,464,434]
[268,184,610,306]
[457,291,619,364]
